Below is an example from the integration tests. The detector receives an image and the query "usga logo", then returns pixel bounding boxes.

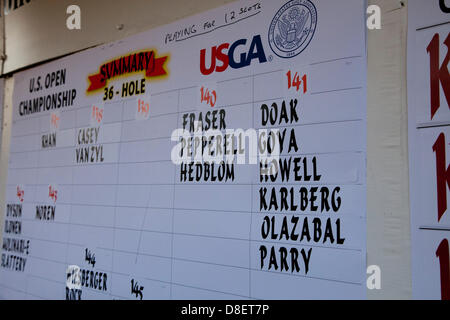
[200,35,267,75]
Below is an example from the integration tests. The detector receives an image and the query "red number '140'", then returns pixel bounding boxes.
[200,86,216,107]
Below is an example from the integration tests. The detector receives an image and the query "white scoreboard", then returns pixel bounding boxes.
[0,0,367,300]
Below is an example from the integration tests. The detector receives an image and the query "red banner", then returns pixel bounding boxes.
[87,51,168,92]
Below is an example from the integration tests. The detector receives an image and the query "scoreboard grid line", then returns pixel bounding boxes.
[6,203,365,218]
[169,89,182,298]
[20,248,364,288]
[109,99,127,298]
[10,52,364,127]
[7,150,365,168]
[9,107,364,141]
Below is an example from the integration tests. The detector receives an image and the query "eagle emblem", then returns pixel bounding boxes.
[268,0,317,58]
[276,8,309,50]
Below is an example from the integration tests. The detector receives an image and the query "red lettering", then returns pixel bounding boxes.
[426,33,450,120]
[432,133,450,221]
[200,47,216,75]
[215,43,230,73]
[436,238,450,300]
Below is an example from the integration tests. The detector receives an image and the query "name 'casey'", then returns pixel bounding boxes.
[75,127,104,163]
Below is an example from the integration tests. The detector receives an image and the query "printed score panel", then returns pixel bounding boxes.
[0,0,367,300]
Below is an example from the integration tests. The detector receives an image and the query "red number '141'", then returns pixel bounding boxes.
[286,71,307,93]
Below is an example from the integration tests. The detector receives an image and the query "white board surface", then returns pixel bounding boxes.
[0,0,367,300]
